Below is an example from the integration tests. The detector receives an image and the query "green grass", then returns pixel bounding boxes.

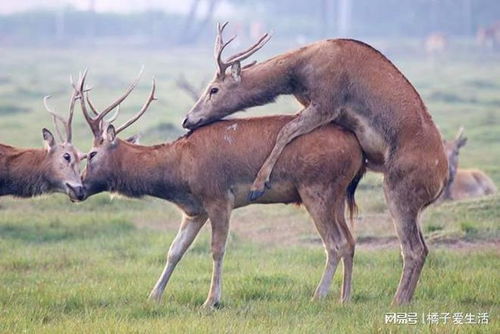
[0,43,499,332]
[0,206,498,333]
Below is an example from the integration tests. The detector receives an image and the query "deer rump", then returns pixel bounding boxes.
[179,115,364,210]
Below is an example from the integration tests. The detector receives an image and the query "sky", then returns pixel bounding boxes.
[0,0,231,15]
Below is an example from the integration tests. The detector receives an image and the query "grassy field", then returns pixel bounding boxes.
[0,42,499,333]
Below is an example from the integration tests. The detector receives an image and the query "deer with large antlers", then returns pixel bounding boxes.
[0,78,85,200]
[76,71,365,308]
[441,128,496,201]
[182,22,449,305]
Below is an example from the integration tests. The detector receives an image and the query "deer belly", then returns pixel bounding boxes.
[337,113,388,167]
[231,181,300,208]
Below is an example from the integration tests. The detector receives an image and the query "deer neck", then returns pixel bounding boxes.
[0,146,51,197]
[237,56,295,109]
[110,141,187,201]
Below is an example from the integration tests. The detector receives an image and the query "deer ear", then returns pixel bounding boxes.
[125,134,140,144]
[231,62,241,82]
[106,124,116,143]
[42,128,56,150]
[458,137,468,149]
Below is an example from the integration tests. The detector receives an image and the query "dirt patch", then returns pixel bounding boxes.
[132,206,499,252]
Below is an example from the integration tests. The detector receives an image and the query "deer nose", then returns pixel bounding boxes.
[66,183,85,201]
[74,186,85,201]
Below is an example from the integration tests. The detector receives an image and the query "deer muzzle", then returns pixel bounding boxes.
[66,182,85,202]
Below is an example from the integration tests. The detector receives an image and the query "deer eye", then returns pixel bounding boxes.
[210,87,219,95]
[63,153,71,162]
[89,151,97,160]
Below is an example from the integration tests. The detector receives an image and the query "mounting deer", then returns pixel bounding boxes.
[0,81,85,201]
[182,22,449,305]
[441,128,496,201]
[75,71,365,308]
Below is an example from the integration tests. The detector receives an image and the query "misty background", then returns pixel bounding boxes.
[0,0,499,48]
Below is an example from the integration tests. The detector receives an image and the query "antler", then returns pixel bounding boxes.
[214,22,271,78]
[77,68,156,138]
[115,78,156,135]
[78,67,147,138]
[42,83,80,143]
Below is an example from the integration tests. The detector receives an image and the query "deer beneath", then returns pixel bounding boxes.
[182,23,449,305]
[75,72,365,308]
[0,82,84,200]
[442,128,496,201]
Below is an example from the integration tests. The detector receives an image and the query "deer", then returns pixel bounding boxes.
[74,71,365,308]
[441,128,496,201]
[0,79,85,201]
[182,22,449,305]
[424,32,447,58]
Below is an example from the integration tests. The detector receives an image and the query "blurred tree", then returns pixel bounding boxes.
[178,0,221,45]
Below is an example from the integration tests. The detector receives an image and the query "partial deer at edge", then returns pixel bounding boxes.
[0,77,85,200]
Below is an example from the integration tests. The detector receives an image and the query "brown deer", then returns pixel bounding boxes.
[442,128,496,201]
[0,81,85,201]
[182,23,449,305]
[75,72,365,308]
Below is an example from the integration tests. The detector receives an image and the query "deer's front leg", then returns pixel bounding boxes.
[203,200,232,309]
[249,103,336,200]
[148,213,208,302]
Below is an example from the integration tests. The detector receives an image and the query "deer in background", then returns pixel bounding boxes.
[0,82,85,201]
[442,128,496,201]
[425,32,447,58]
[75,71,365,308]
[477,22,500,49]
[182,22,449,305]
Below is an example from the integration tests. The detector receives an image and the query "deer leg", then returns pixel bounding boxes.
[384,180,428,305]
[203,202,232,308]
[249,104,338,201]
[299,186,354,301]
[148,213,208,302]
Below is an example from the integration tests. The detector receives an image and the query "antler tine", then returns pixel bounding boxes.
[77,71,102,137]
[106,105,120,123]
[85,94,100,116]
[97,66,144,122]
[115,78,157,135]
[65,88,79,143]
[456,126,464,140]
[43,96,66,143]
[225,33,271,64]
[214,22,236,76]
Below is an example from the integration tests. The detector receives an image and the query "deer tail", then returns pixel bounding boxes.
[346,161,366,228]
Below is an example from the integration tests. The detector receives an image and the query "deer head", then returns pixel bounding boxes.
[41,80,86,201]
[77,69,156,200]
[183,22,271,130]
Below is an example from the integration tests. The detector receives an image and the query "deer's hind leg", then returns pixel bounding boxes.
[299,185,355,303]
[249,103,340,201]
[384,169,435,305]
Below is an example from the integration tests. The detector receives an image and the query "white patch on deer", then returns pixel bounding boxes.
[223,124,238,144]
